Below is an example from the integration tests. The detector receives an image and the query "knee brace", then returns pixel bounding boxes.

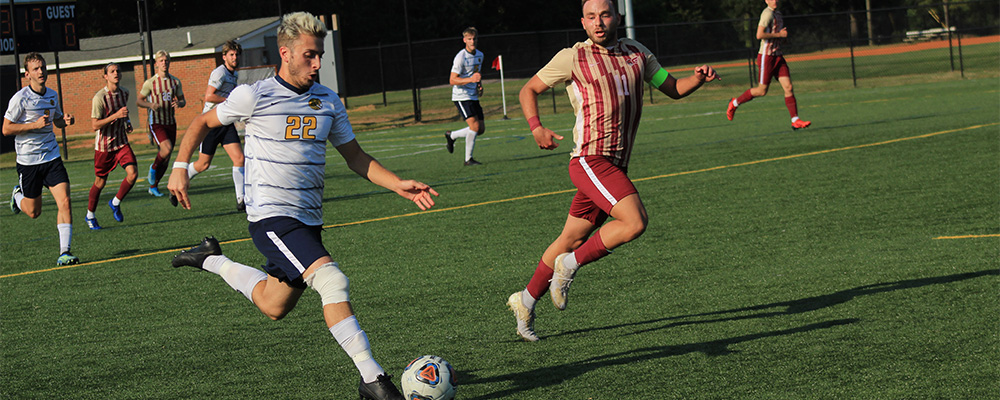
[304,262,350,305]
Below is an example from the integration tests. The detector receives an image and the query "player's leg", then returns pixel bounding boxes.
[221,127,245,209]
[48,180,78,265]
[14,164,43,219]
[87,173,107,230]
[461,115,482,165]
[729,53,773,120]
[148,124,175,195]
[777,62,810,129]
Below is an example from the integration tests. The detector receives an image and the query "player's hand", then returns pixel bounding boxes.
[170,99,179,108]
[34,114,50,129]
[394,180,439,211]
[476,83,484,97]
[167,169,192,210]
[694,65,720,83]
[471,72,481,83]
[115,107,129,119]
[778,28,788,38]
[531,126,563,150]
[63,113,75,125]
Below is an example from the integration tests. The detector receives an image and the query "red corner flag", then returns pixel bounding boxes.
[492,56,501,70]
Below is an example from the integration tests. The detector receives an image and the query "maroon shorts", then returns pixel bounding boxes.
[150,124,176,145]
[94,144,137,178]
[567,156,638,226]
[756,53,790,85]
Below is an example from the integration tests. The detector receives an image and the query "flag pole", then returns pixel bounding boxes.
[498,55,508,120]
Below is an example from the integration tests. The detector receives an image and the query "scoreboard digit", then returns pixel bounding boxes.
[0,0,79,55]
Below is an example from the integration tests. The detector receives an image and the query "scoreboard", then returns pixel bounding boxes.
[1,0,79,55]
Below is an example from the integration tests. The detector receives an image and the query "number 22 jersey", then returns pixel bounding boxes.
[215,76,355,226]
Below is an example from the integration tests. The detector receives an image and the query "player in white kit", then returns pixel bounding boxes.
[4,52,79,265]
[444,27,486,166]
[167,12,437,400]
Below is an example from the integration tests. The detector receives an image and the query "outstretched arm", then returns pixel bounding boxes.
[519,76,564,150]
[335,139,439,210]
[656,65,720,99]
[168,109,223,209]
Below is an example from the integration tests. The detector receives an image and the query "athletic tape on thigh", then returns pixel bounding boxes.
[304,262,350,305]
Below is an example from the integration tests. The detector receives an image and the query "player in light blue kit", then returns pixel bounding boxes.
[167,12,437,400]
[3,52,79,265]
[443,27,486,166]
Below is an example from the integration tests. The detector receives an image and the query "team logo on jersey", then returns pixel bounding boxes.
[308,98,322,110]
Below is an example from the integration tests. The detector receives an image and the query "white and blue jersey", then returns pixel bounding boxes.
[215,76,355,226]
[202,64,239,113]
[4,86,63,166]
[450,48,483,101]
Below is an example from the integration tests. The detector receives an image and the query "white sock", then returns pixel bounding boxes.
[232,167,245,202]
[732,99,739,107]
[112,197,121,206]
[791,116,800,123]
[86,210,96,219]
[520,289,537,310]
[57,223,72,253]
[330,316,385,383]
[464,131,478,161]
[449,127,473,140]
[209,255,267,303]
[187,163,200,179]
[12,190,24,209]
[563,252,580,271]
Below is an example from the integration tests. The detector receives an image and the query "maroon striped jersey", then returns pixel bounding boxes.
[91,86,130,152]
[536,38,663,169]
[139,73,183,126]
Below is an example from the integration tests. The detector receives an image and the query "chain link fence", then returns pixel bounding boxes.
[342,0,998,107]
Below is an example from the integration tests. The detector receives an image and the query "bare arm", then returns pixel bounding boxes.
[204,86,227,105]
[3,117,47,136]
[519,76,564,150]
[656,65,719,100]
[137,97,159,110]
[756,25,788,40]
[450,72,481,86]
[92,107,128,131]
[336,139,439,210]
[167,109,223,209]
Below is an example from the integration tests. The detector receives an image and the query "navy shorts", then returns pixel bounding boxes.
[199,124,240,156]
[249,216,330,289]
[16,158,70,198]
[453,100,483,121]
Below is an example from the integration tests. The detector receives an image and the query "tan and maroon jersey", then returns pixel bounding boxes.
[139,73,183,125]
[536,38,662,169]
[91,86,130,152]
[758,7,784,56]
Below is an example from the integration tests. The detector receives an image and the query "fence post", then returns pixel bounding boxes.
[849,17,857,88]
[945,1,955,71]
[745,20,755,87]
[956,15,965,78]
[378,42,387,107]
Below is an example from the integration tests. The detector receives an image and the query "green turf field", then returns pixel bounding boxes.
[2,75,997,398]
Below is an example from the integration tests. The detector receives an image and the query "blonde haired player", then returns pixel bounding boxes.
[507,0,718,341]
[137,50,185,198]
[4,52,79,265]
[443,26,486,166]
[168,12,437,400]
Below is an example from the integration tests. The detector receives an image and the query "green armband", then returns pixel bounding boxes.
[651,68,670,88]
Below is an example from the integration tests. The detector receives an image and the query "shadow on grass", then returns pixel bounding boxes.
[468,269,997,398]
[465,319,858,399]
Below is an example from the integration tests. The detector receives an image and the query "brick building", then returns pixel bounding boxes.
[1,17,280,152]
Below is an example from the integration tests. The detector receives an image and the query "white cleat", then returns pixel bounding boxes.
[549,253,576,311]
[506,292,540,342]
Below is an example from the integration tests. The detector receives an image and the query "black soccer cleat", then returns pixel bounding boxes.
[444,132,456,154]
[358,374,404,400]
[172,236,222,269]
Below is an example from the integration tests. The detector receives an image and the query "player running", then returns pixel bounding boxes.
[86,62,138,229]
[726,0,811,130]
[137,50,186,198]
[178,40,246,211]
[167,12,438,400]
[443,27,486,166]
[3,52,79,265]
[507,0,719,341]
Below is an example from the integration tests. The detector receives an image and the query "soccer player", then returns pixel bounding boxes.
[507,0,719,341]
[443,27,486,166]
[86,62,138,229]
[726,0,811,130]
[137,50,185,198]
[182,40,246,211]
[3,52,79,265]
[167,12,438,400]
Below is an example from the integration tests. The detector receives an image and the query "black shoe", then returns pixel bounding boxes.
[444,132,456,153]
[237,201,246,212]
[172,236,222,269]
[358,374,404,400]
[464,158,482,166]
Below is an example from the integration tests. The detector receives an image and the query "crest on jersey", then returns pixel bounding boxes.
[308,98,322,110]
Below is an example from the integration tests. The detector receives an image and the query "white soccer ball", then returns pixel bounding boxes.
[400,355,456,400]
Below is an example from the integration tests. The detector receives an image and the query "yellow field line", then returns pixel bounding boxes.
[933,234,1000,240]
[3,122,996,279]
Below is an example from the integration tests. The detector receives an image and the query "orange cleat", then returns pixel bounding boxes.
[791,119,812,130]
[726,98,737,121]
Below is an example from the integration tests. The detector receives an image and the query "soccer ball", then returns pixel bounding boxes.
[400,355,456,400]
